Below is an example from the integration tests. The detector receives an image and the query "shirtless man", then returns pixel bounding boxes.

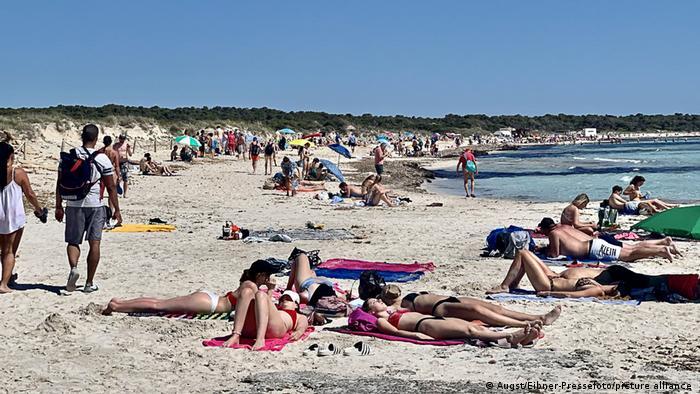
[112,135,133,198]
[338,182,364,198]
[537,217,674,262]
[608,185,656,215]
[560,193,597,235]
[100,136,120,211]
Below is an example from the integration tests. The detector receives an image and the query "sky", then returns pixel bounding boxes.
[1,1,699,117]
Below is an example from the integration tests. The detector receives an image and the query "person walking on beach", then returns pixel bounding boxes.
[100,136,120,212]
[374,142,387,175]
[112,134,133,198]
[263,140,276,175]
[0,142,46,293]
[249,137,261,173]
[56,124,122,293]
[456,147,477,197]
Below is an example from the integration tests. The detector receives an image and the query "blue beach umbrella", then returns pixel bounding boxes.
[376,134,388,141]
[377,137,390,145]
[319,159,345,182]
[328,143,352,159]
[277,128,296,135]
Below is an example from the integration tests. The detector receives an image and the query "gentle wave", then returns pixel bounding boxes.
[592,157,641,164]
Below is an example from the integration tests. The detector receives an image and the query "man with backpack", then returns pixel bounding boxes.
[55,124,122,293]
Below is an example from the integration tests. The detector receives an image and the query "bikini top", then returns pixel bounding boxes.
[387,310,407,328]
[277,306,298,329]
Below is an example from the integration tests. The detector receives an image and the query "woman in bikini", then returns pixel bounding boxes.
[486,250,618,298]
[363,298,542,348]
[623,176,674,212]
[102,260,277,315]
[285,248,338,306]
[391,291,561,328]
[222,289,308,350]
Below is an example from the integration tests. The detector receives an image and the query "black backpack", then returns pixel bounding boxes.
[58,148,101,201]
[250,144,261,156]
[359,270,386,300]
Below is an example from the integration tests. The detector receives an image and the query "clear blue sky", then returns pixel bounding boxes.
[1,1,698,116]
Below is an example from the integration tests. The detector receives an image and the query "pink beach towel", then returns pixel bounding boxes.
[202,327,314,351]
[319,259,435,273]
[326,327,476,347]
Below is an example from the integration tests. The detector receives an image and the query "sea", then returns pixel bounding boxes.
[426,138,700,204]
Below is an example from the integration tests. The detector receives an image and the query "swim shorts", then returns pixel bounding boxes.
[589,238,622,261]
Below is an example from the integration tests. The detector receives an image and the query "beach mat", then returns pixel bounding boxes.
[107,224,176,233]
[249,228,356,241]
[318,259,435,273]
[487,290,640,306]
[127,311,232,320]
[203,327,314,351]
[314,268,425,283]
[325,327,476,346]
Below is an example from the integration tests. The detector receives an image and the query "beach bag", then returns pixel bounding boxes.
[314,296,350,316]
[348,308,378,332]
[58,148,101,201]
[503,231,532,259]
[359,270,385,300]
[466,160,477,172]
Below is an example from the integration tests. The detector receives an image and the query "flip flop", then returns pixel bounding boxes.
[343,341,371,356]
[302,344,319,356]
[317,343,342,357]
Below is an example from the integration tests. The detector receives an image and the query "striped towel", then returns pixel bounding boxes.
[127,311,232,320]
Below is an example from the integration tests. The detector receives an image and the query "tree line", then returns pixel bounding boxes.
[1,105,699,134]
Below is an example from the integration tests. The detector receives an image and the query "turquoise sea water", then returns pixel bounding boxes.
[428,138,700,203]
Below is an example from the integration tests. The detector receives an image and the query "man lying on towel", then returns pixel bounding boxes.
[537,217,678,262]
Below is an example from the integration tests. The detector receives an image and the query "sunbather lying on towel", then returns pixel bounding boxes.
[102,260,277,315]
[363,298,542,348]
[537,217,676,262]
[339,182,365,199]
[222,289,308,350]
[285,248,340,306]
[487,250,700,300]
[384,290,561,328]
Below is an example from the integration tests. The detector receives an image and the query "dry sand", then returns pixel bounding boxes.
[1,142,699,393]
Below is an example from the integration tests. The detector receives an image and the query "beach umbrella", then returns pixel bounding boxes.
[289,139,315,148]
[277,128,296,135]
[302,132,321,139]
[631,205,700,240]
[376,134,388,141]
[174,135,201,148]
[328,143,352,159]
[403,131,415,138]
[319,159,345,182]
[377,137,390,145]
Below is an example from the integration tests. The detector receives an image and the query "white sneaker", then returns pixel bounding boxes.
[66,268,80,292]
[343,341,371,356]
[317,343,342,357]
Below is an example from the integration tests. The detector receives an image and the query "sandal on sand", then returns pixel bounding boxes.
[303,344,319,356]
[83,284,99,293]
[317,343,342,357]
[343,341,371,356]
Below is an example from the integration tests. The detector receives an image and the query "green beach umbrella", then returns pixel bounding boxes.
[174,135,201,148]
[631,205,700,239]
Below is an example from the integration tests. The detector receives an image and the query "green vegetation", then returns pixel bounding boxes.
[1,105,699,134]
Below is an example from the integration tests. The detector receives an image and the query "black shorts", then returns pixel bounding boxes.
[375,164,384,175]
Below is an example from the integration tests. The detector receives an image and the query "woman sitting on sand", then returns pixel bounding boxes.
[560,193,598,236]
[103,260,277,315]
[222,289,308,350]
[487,250,699,300]
[140,153,174,176]
[382,288,561,328]
[363,298,542,348]
[623,176,674,212]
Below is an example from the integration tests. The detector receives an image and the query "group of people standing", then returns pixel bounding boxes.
[1,125,123,294]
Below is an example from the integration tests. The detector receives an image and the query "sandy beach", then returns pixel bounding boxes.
[0,139,697,393]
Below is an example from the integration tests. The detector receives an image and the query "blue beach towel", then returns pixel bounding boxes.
[487,290,640,306]
[313,268,425,283]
